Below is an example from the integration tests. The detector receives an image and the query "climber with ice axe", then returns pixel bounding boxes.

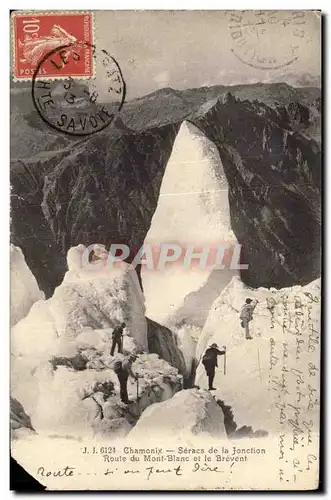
[240,298,259,340]
[136,373,141,417]
[114,354,138,404]
[202,343,226,391]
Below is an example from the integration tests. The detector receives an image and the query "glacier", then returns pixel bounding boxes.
[11,245,183,439]
[128,387,227,440]
[11,244,148,361]
[10,244,44,327]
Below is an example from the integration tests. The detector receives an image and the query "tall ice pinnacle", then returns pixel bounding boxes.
[141,120,239,328]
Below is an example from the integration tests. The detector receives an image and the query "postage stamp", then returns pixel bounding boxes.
[228,10,308,70]
[12,11,94,80]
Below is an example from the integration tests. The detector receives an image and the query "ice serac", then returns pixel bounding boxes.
[195,276,320,433]
[27,354,182,439]
[10,244,45,326]
[128,388,226,440]
[11,244,148,360]
[11,244,185,439]
[142,120,238,328]
[11,245,147,419]
[12,346,183,439]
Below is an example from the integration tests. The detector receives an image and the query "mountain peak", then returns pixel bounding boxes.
[219,91,236,105]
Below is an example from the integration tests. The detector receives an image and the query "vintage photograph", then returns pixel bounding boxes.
[10,9,321,490]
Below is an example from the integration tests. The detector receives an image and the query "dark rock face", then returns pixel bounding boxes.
[11,160,67,297]
[287,101,310,126]
[11,83,321,295]
[50,353,89,371]
[216,399,268,439]
[146,317,187,380]
[10,397,35,432]
[11,121,179,295]
[192,97,321,288]
[41,124,179,252]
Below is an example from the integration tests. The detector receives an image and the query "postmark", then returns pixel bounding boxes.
[31,43,126,136]
[12,11,94,80]
[228,10,308,70]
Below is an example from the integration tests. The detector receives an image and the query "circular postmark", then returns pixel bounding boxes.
[32,42,126,136]
[228,10,308,70]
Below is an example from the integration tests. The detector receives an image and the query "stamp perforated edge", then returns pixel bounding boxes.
[11,10,96,82]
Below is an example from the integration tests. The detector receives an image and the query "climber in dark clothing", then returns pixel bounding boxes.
[110,322,126,356]
[240,298,258,340]
[114,355,137,404]
[202,343,226,391]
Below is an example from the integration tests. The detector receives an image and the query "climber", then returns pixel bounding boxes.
[110,322,126,356]
[114,354,138,404]
[240,298,258,340]
[202,343,226,391]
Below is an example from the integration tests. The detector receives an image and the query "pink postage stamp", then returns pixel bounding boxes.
[12,11,94,80]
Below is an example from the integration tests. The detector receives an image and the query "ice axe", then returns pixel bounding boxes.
[136,375,140,416]
[196,352,204,367]
[223,346,227,376]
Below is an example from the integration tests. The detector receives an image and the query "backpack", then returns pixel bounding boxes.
[113,360,123,374]
[240,304,253,322]
[202,348,213,364]
[112,326,122,339]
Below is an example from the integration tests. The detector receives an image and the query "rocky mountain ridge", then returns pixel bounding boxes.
[11,83,321,296]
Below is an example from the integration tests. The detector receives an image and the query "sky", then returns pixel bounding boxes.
[96,10,321,100]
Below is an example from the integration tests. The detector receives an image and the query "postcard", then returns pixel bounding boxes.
[10,9,321,490]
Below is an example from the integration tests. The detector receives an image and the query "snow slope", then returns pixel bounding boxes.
[10,244,44,326]
[141,120,238,328]
[196,276,321,433]
[129,388,226,440]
